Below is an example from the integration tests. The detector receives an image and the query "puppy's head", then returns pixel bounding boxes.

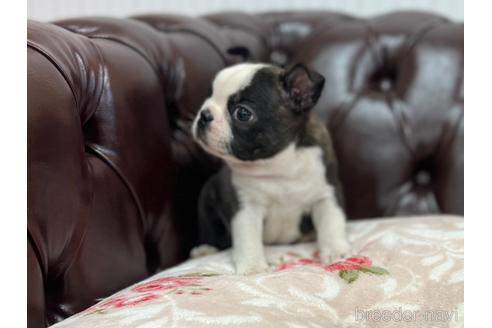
[191,63,325,162]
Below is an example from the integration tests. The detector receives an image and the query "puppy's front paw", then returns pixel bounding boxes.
[190,244,219,258]
[235,258,269,275]
[319,240,352,263]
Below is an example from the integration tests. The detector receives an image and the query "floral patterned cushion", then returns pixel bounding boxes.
[52,215,463,328]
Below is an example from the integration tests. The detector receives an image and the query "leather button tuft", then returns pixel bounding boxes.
[415,171,431,186]
[380,78,392,92]
[270,50,288,66]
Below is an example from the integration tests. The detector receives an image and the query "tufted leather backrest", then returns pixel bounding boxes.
[27,11,463,327]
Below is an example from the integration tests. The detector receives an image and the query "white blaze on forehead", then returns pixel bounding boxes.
[211,63,271,104]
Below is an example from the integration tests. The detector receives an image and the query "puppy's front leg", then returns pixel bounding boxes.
[312,196,351,263]
[232,205,268,274]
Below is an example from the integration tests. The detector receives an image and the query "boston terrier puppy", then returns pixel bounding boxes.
[191,63,351,274]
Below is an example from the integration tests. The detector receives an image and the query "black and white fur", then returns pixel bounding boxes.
[191,63,351,274]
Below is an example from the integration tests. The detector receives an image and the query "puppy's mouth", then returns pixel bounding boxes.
[192,123,231,159]
[196,137,230,159]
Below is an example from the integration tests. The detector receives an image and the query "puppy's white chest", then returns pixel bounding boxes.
[232,146,333,244]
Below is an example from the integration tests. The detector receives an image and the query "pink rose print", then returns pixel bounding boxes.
[275,254,388,283]
[131,276,202,293]
[324,256,373,272]
[98,293,159,309]
[275,258,323,271]
[87,274,216,316]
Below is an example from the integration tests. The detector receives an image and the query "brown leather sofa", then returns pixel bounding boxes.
[27,11,463,327]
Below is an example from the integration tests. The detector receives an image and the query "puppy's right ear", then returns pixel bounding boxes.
[283,63,325,112]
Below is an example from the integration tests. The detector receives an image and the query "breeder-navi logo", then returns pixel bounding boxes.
[354,307,459,323]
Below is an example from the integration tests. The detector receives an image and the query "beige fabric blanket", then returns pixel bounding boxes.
[53,215,464,328]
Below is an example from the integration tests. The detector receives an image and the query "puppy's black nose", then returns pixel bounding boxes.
[199,109,214,124]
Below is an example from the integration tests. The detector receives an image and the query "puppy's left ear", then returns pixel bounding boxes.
[283,63,325,112]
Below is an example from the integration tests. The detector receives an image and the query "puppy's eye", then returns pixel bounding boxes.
[233,105,254,122]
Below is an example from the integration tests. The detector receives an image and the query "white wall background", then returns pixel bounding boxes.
[28,0,463,22]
